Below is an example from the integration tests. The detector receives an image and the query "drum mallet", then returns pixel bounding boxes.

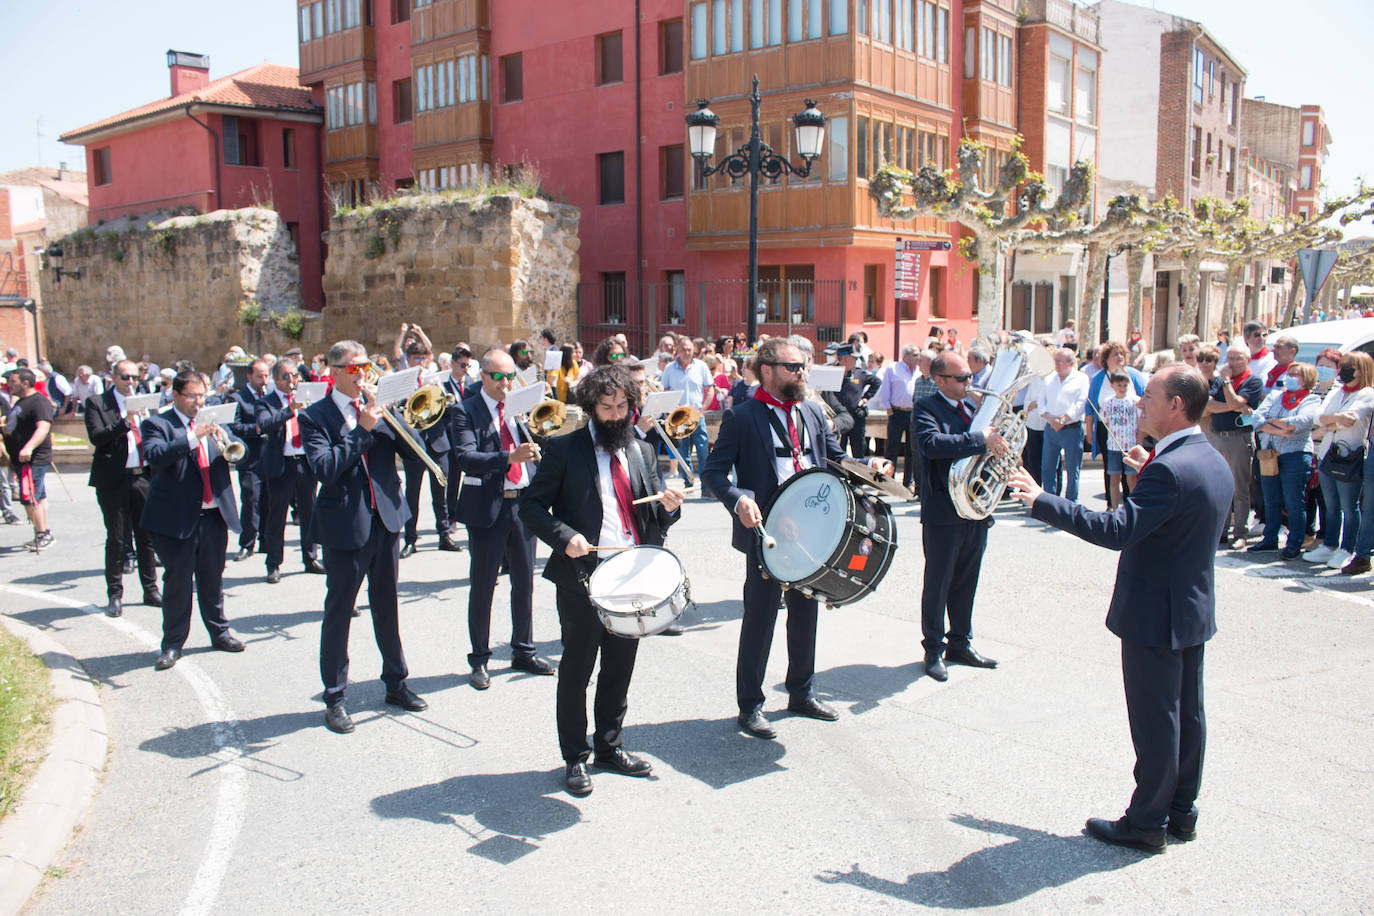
[755,523,777,550]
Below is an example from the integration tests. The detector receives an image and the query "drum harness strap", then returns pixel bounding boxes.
[763,405,807,472]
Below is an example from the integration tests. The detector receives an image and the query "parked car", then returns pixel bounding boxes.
[1268,318,1374,364]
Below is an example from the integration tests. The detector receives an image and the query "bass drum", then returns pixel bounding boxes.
[759,468,897,607]
[587,546,691,638]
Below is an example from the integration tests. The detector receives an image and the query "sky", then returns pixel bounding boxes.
[3,0,1370,196]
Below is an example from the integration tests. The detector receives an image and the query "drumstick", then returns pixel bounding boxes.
[632,486,699,505]
[586,545,636,552]
[755,523,777,550]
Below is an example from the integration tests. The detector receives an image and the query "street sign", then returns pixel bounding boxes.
[894,247,920,300]
[1297,248,1339,323]
[898,240,952,251]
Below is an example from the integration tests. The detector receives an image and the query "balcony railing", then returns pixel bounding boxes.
[1020,0,1100,45]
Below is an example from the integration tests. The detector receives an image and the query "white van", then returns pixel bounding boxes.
[1267,318,1374,364]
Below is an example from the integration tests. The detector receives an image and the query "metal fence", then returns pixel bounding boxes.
[576,278,847,354]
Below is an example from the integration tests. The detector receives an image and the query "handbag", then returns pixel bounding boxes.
[1320,442,1365,482]
[1257,448,1279,477]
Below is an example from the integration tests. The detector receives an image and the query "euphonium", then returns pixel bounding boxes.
[528,399,569,436]
[403,384,455,430]
[663,405,701,439]
[949,334,1054,520]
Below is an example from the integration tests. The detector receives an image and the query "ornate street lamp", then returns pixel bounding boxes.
[687,75,825,344]
[44,244,81,283]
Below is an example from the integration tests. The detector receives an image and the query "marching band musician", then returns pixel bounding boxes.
[398,340,458,556]
[255,357,324,583]
[440,343,477,542]
[911,351,1008,682]
[624,359,686,639]
[519,365,685,797]
[84,358,161,617]
[228,359,270,562]
[299,340,428,735]
[451,347,556,692]
[703,338,892,739]
[139,370,246,671]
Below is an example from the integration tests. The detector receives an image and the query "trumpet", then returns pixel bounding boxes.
[355,364,448,488]
[210,425,247,464]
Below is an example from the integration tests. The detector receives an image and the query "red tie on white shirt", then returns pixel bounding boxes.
[609,453,640,544]
[352,400,377,508]
[196,438,213,505]
[497,402,522,485]
[287,415,301,448]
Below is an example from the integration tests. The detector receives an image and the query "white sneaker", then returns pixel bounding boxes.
[1302,545,1335,563]
[1327,548,1353,570]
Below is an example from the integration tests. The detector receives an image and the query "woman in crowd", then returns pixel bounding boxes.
[1085,341,1147,498]
[548,345,581,402]
[1306,348,1343,546]
[571,341,593,374]
[1194,344,1223,452]
[1250,363,1323,560]
[1307,351,1374,570]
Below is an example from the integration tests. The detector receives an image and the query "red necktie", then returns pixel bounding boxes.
[609,452,640,544]
[352,400,377,508]
[285,393,301,447]
[130,421,146,466]
[196,438,213,505]
[497,402,522,485]
[958,402,973,424]
[1137,448,1157,475]
[754,388,803,472]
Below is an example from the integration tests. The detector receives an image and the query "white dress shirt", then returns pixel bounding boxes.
[113,390,144,469]
[590,422,635,549]
[1040,369,1089,424]
[480,389,530,490]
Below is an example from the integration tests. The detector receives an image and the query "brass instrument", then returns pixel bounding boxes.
[356,362,449,488]
[805,387,838,421]
[403,384,455,431]
[210,425,247,464]
[528,399,569,437]
[648,404,702,487]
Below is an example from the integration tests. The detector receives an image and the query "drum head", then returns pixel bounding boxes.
[588,546,683,613]
[761,470,851,583]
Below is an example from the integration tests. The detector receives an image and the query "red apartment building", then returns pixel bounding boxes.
[60,53,327,310]
[1242,98,1332,222]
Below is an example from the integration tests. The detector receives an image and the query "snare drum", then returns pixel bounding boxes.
[759,468,896,607]
[587,546,692,638]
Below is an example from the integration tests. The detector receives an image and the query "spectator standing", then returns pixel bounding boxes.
[1260,334,1299,393]
[660,335,715,491]
[1101,371,1141,509]
[3,367,55,549]
[967,347,990,389]
[1205,344,1265,549]
[1086,342,1148,498]
[1053,319,1077,348]
[1249,363,1322,559]
[1306,352,1374,569]
[1039,348,1090,503]
[70,365,104,413]
[876,344,920,491]
[1243,321,1277,381]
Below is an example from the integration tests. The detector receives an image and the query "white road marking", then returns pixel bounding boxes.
[0,585,245,916]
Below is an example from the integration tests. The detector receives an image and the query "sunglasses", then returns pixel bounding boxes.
[765,361,805,373]
[335,363,368,375]
[1197,356,1218,363]
[939,373,973,382]
[117,373,138,380]
[609,352,626,360]
[517,349,534,356]
[485,371,518,381]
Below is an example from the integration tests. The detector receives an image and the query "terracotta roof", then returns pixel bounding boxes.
[0,168,89,206]
[61,63,319,141]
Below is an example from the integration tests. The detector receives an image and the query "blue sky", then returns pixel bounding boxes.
[4,0,1369,198]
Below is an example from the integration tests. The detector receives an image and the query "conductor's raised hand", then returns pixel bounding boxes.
[565,533,591,558]
[1122,444,1150,471]
[1006,467,1042,506]
[735,494,762,529]
[984,429,1010,458]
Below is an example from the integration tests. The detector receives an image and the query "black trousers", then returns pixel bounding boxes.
[95,473,157,599]
[403,453,450,543]
[320,520,408,708]
[555,583,638,763]
[1122,641,1206,830]
[884,408,914,488]
[263,457,318,570]
[738,549,818,714]
[465,497,537,667]
[843,413,868,458]
[1023,428,1045,485]
[919,521,988,655]
[151,509,230,652]
[237,469,266,549]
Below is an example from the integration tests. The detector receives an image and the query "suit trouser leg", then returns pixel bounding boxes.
[126,477,158,594]
[466,511,507,667]
[920,524,957,655]
[556,585,638,762]
[1121,640,1185,831]
[885,411,913,487]
[943,523,987,652]
[504,503,537,659]
[1172,643,1206,819]
[320,538,369,708]
[152,533,196,652]
[782,587,819,702]
[403,459,424,544]
[237,470,261,549]
[264,471,290,570]
[738,559,782,714]
[194,510,230,642]
[293,463,318,562]
[429,453,450,533]
[1023,428,1045,485]
[365,525,409,691]
[97,484,129,599]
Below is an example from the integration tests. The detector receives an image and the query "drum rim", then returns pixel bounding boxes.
[588,544,685,616]
[758,468,858,585]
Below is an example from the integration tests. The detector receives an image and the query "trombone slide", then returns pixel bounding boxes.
[361,383,449,488]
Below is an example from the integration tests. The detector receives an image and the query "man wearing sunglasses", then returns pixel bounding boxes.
[298,340,427,734]
[399,340,457,557]
[452,347,556,691]
[84,359,161,617]
[912,351,1010,682]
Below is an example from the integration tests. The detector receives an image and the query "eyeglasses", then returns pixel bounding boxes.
[117,373,137,380]
[764,361,805,373]
[938,373,973,382]
[485,371,518,381]
[1197,356,1218,363]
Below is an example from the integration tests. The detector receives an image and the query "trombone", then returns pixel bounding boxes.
[357,363,449,488]
[647,405,702,487]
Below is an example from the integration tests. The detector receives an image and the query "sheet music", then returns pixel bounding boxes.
[516,366,539,388]
[643,389,685,418]
[295,382,328,404]
[123,393,161,414]
[374,366,422,405]
[808,365,844,392]
[195,402,238,427]
[543,349,563,372]
[502,380,546,418]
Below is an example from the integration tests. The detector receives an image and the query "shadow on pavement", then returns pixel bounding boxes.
[632,716,787,789]
[372,769,582,864]
[9,567,102,588]
[139,709,321,762]
[816,814,1137,907]
[675,597,743,631]
[815,660,927,715]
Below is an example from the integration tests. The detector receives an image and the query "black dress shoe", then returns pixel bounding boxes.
[105,597,123,618]
[233,547,254,561]
[565,761,593,797]
[1247,541,1279,553]
[737,709,777,739]
[946,646,998,669]
[304,558,326,574]
[592,748,653,777]
[1085,816,1166,853]
[325,705,355,734]
[661,623,685,636]
[787,696,839,721]
[438,535,464,552]
[925,653,948,681]
[512,655,556,676]
[384,685,428,711]
[399,542,417,559]
[1280,546,1302,560]
[266,568,282,584]
[470,665,491,690]
[211,634,246,653]
[143,590,163,607]
[154,648,181,671]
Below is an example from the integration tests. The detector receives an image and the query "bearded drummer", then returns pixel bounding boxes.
[518,365,684,797]
[703,338,893,740]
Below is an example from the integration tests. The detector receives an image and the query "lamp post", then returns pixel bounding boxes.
[44,244,81,284]
[686,74,825,345]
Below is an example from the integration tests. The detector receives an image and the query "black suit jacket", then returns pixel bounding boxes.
[228,385,268,472]
[254,387,305,480]
[519,426,678,590]
[85,389,138,489]
[912,393,991,527]
[139,411,242,538]
[440,374,474,449]
[703,397,847,553]
[298,395,410,548]
[1031,432,1232,649]
[451,391,535,529]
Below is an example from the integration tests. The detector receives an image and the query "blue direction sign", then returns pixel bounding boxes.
[1297,248,1339,323]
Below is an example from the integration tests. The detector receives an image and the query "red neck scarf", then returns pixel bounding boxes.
[1229,369,1251,387]
[754,386,798,411]
[755,387,802,471]
[1266,361,1290,389]
[1343,381,1362,394]
[1280,388,1309,410]
[1251,346,1270,360]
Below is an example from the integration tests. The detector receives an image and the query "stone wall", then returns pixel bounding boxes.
[40,208,320,373]
[321,192,580,356]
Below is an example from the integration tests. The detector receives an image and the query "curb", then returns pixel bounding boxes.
[0,614,108,916]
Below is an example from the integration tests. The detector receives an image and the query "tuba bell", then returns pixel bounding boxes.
[403,384,455,430]
[948,334,1053,520]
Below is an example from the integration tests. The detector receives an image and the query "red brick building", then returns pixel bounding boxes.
[60,53,327,310]
[0,168,89,362]
[1242,98,1332,222]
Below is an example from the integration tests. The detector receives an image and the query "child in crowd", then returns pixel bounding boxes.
[1101,371,1140,509]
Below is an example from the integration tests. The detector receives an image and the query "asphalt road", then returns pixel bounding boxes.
[3,470,1371,914]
